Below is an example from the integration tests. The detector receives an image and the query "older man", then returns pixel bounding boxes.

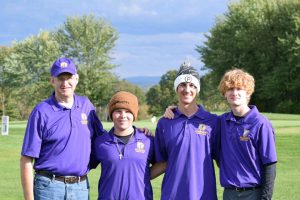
[20,58,105,200]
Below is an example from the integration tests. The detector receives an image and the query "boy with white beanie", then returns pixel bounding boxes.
[154,62,219,200]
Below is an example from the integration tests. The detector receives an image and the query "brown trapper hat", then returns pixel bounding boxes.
[108,91,139,121]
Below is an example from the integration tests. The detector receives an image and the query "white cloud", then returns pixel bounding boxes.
[118,3,158,17]
[1,0,229,77]
[112,32,207,77]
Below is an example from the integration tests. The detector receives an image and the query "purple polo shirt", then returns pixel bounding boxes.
[219,105,277,188]
[21,93,105,176]
[90,127,154,200]
[155,105,219,200]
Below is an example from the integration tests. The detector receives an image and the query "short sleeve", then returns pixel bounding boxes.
[21,109,43,158]
[258,121,277,165]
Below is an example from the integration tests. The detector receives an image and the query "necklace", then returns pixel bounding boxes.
[114,133,134,160]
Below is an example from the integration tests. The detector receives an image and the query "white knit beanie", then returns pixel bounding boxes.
[174,62,200,93]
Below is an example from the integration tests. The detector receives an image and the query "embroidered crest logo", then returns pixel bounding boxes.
[60,62,68,68]
[195,124,208,135]
[135,141,145,153]
[81,113,88,125]
[240,129,250,141]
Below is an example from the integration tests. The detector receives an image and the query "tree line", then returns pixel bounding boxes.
[1,0,299,121]
[0,15,146,120]
[147,0,300,115]
[198,0,300,114]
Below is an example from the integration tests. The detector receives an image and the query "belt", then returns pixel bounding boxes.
[226,186,261,192]
[36,171,87,184]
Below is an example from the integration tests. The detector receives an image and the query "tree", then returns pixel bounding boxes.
[98,80,148,119]
[199,72,228,112]
[1,32,60,119]
[54,15,119,109]
[2,15,120,119]
[197,0,300,113]
[0,46,13,116]
[146,70,178,116]
[146,85,162,116]
[114,80,146,104]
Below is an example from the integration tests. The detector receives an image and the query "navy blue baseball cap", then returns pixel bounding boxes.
[50,58,77,77]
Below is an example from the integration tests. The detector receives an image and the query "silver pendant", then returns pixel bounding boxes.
[119,154,123,160]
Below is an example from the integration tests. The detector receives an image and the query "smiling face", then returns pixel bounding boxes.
[176,82,198,105]
[219,69,255,105]
[224,87,250,108]
[112,108,134,133]
[50,72,78,101]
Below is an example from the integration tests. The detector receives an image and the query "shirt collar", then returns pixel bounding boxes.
[50,92,80,111]
[173,105,209,120]
[226,105,259,123]
[107,126,142,142]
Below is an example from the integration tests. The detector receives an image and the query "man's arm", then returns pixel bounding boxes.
[261,162,276,200]
[259,121,277,200]
[151,162,167,179]
[20,155,34,200]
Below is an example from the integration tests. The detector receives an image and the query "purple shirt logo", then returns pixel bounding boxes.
[81,113,88,125]
[195,123,209,135]
[240,129,250,141]
[135,141,145,153]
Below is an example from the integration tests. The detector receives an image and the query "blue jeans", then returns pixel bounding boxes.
[34,174,89,200]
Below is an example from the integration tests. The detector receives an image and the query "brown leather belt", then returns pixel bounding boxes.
[36,171,87,184]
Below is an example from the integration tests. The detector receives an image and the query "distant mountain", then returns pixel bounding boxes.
[125,76,161,90]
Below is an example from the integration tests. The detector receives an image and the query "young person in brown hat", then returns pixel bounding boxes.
[90,91,156,200]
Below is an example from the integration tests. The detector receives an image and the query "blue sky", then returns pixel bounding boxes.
[0,0,230,78]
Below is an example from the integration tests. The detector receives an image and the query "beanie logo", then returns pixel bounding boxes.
[185,75,192,83]
[135,141,145,153]
[112,100,129,106]
[60,62,68,68]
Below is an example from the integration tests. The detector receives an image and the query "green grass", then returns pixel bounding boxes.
[1,113,300,199]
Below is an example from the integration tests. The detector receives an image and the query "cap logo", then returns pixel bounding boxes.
[60,62,68,68]
[112,100,129,106]
[185,75,192,83]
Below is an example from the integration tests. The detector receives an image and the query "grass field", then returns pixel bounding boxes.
[0,112,299,200]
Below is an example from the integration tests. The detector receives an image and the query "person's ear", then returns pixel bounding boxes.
[75,74,79,83]
[50,77,55,85]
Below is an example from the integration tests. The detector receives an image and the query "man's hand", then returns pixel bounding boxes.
[138,127,152,136]
[164,106,176,119]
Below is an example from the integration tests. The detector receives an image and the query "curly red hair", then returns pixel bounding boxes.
[218,69,255,96]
